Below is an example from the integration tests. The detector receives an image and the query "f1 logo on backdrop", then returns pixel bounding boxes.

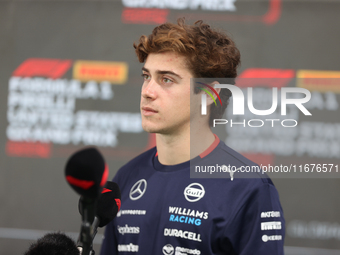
[6,57,138,159]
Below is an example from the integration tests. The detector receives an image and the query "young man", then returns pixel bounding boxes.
[100,19,285,255]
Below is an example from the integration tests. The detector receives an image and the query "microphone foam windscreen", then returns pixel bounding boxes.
[97,181,121,227]
[65,147,108,198]
[79,181,121,227]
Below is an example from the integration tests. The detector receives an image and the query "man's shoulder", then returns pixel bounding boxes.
[113,146,157,180]
[124,146,156,167]
[207,140,274,185]
[216,140,258,166]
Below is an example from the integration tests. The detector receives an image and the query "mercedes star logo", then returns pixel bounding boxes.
[129,179,147,200]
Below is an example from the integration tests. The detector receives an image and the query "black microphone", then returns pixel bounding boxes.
[79,181,121,249]
[65,147,109,255]
[65,147,108,199]
[93,181,121,227]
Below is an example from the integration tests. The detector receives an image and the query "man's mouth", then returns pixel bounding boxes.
[141,106,158,116]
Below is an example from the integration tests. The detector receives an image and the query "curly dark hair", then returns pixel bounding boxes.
[134,18,241,126]
[24,232,79,255]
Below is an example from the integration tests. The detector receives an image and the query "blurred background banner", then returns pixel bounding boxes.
[0,0,339,254]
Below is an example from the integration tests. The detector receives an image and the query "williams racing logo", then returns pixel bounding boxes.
[168,207,208,226]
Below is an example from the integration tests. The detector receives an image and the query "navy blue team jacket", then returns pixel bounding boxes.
[100,136,285,255]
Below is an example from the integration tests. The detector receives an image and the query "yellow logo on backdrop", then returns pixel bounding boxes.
[73,60,128,84]
[297,70,340,93]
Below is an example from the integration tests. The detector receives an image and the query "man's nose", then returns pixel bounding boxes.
[141,79,157,99]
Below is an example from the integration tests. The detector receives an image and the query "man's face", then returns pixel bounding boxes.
[140,52,196,134]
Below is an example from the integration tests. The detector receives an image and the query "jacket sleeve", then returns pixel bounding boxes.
[226,181,285,255]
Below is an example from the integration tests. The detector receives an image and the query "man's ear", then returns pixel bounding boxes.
[205,81,221,106]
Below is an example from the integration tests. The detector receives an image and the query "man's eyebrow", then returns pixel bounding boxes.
[142,67,183,79]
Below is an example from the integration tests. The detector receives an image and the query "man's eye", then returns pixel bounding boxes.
[141,74,150,80]
[163,78,173,83]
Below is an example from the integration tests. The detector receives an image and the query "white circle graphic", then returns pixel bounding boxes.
[184,183,205,202]
[262,235,268,242]
[162,244,174,255]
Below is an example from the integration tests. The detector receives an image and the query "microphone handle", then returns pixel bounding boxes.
[77,217,100,255]
[77,246,95,255]
[80,221,92,255]
[78,197,97,255]
[80,196,96,224]
[92,217,100,241]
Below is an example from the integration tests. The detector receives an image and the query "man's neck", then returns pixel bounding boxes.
[155,125,216,165]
